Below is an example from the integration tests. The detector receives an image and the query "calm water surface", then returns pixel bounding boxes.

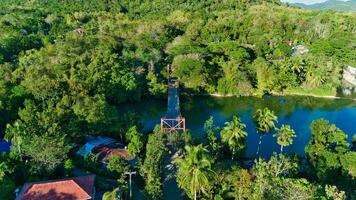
[126,95,356,159]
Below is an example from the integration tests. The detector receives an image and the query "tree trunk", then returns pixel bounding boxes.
[256,135,263,155]
[194,188,197,200]
[280,145,283,153]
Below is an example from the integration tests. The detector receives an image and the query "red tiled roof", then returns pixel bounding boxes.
[17,175,95,200]
[95,146,134,162]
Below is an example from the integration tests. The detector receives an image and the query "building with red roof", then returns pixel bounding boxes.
[94,146,135,164]
[16,175,96,200]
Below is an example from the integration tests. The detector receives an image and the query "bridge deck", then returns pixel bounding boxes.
[165,77,180,119]
[161,77,185,133]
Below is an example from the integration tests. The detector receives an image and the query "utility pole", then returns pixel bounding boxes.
[124,171,137,199]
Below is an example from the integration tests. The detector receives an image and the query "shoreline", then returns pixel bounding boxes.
[181,91,356,101]
[273,92,356,101]
[272,92,356,101]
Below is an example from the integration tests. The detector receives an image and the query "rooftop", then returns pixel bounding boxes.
[94,146,135,163]
[16,175,95,200]
[76,136,117,157]
[346,66,356,75]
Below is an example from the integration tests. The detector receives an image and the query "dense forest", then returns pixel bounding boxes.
[0,0,355,199]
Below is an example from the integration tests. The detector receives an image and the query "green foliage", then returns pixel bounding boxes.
[204,117,221,159]
[6,114,71,176]
[324,185,346,200]
[102,189,120,200]
[176,144,214,199]
[253,153,298,181]
[273,124,296,152]
[351,134,356,151]
[63,159,75,177]
[255,58,277,94]
[212,166,253,200]
[107,155,130,186]
[252,153,304,199]
[220,116,248,159]
[264,178,318,200]
[146,71,167,97]
[125,126,144,156]
[172,54,208,91]
[0,176,16,200]
[21,133,71,175]
[0,153,16,200]
[141,126,167,199]
[339,151,356,178]
[254,107,278,134]
[305,119,356,196]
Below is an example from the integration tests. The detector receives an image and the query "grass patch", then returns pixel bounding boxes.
[284,87,337,97]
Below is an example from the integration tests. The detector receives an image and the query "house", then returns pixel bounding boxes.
[292,45,309,55]
[76,136,117,157]
[93,146,137,165]
[76,136,136,165]
[343,66,356,86]
[76,28,83,34]
[0,138,11,153]
[16,175,96,200]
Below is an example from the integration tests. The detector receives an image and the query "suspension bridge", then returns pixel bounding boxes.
[160,66,186,133]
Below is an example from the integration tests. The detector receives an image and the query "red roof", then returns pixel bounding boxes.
[95,146,134,163]
[17,175,95,200]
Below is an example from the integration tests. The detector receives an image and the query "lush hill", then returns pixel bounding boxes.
[292,0,356,12]
[0,1,355,199]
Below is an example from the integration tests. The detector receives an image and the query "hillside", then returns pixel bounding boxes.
[293,0,356,12]
[0,1,356,199]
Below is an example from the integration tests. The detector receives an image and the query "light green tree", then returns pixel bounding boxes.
[254,107,278,155]
[176,145,214,200]
[204,116,221,159]
[141,126,167,199]
[107,155,130,186]
[273,124,296,153]
[220,116,247,160]
[254,108,278,133]
[325,185,346,200]
[125,126,144,156]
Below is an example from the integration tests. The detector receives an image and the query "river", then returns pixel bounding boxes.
[124,95,356,159]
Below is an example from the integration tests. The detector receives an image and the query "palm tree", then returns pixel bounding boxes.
[306,68,326,88]
[176,145,214,200]
[273,124,296,153]
[253,108,278,155]
[220,116,247,160]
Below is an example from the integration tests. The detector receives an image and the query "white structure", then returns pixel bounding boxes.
[292,45,309,55]
[76,136,116,157]
[343,66,356,86]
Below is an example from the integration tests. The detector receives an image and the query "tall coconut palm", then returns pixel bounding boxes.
[220,116,247,160]
[176,145,214,200]
[273,124,296,153]
[253,108,278,155]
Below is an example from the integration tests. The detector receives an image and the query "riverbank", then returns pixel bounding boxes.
[181,91,356,101]
[276,92,356,101]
